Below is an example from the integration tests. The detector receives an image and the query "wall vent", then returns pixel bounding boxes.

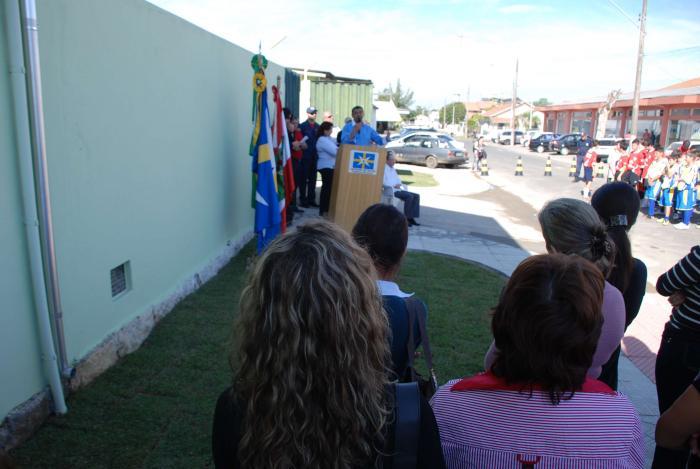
[110,262,130,298]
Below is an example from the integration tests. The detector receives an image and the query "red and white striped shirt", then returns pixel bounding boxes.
[431,374,645,468]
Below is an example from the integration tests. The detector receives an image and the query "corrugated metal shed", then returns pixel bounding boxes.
[310,81,374,123]
[284,69,300,118]
[290,68,374,124]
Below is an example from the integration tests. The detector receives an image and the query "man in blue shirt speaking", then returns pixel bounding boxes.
[340,106,385,146]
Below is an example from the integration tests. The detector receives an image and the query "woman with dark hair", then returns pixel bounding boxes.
[433,254,644,467]
[212,220,445,468]
[591,182,648,390]
[352,203,425,379]
[485,198,625,384]
[315,121,337,217]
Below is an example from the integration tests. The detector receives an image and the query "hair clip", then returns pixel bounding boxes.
[607,215,628,227]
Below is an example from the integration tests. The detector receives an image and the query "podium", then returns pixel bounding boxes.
[329,145,387,232]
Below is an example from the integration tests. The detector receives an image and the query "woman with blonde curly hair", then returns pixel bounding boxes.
[212,220,445,469]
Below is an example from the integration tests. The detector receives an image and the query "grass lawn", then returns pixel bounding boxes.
[396,168,439,187]
[10,244,505,468]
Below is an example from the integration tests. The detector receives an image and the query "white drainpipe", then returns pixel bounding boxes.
[5,0,67,413]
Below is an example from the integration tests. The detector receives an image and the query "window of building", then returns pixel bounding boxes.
[625,119,661,140]
[671,108,691,116]
[693,109,700,116]
[667,120,700,144]
[604,119,620,137]
[556,113,567,134]
[571,111,592,135]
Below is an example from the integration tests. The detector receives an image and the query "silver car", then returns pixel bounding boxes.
[386,132,467,168]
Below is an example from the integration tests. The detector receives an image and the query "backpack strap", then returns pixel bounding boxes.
[393,381,420,468]
[404,298,437,387]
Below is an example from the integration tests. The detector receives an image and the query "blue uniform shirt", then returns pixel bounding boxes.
[577,137,592,157]
[340,122,384,146]
[299,120,318,159]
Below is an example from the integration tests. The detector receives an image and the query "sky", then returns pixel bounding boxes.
[147,0,700,109]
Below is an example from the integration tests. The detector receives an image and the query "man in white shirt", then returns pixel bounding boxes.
[383,151,421,226]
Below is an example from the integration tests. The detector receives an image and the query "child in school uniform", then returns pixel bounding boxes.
[581,140,599,199]
[658,155,680,226]
[674,151,698,230]
[644,146,668,219]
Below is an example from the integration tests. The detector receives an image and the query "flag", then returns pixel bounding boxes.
[250,59,281,252]
[271,85,295,232]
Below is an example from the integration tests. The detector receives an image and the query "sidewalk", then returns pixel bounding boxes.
[398,163,659,467]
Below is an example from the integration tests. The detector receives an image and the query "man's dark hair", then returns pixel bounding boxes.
[490,254,604,405]
[654,144,664,152]
[619,140,628,151]
[283,107,292,120]
[352,204,408,274]
[632,138,640,145]
[352,105,363,113]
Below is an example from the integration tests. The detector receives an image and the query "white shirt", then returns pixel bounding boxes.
[383,164,404,193]
[377,280,413,298]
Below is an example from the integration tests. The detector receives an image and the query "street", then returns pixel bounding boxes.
[401,139,698,384]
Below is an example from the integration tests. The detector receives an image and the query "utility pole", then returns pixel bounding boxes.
[442,98,446,128]
[510,58,518,147]
[452,93,460,127]
[465,85,470,137]
[630,0,647,138]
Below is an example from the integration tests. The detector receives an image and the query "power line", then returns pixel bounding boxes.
[606,0,640,29]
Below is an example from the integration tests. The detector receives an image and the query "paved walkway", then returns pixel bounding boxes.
[397,164,659,467]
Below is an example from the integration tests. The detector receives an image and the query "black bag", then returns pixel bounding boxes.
[402,297,438,399]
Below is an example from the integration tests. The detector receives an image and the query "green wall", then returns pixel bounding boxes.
[37,0,285,362]
[310,80,374,124]
[1,0,286,422]
[0,3,46,420]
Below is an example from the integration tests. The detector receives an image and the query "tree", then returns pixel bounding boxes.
[438,101,466,125]
[468,113,489,133]
[533,98,551,106]
[378,79,415,110]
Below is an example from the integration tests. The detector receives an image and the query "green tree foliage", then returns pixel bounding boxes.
[379,79,415,110]
[467,113,489,132]
[438,102,466,125]
[533,98,551,106]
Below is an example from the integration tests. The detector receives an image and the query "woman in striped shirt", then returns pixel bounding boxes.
[653,244,700,468]
[432,254,645,468]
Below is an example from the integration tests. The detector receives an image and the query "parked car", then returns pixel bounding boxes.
[594,137,624,163]
[386,132,466,168]
[387,126,439,142]
[487,128,502,142]
[521,130,543,146]
[528,133,559,153]
[550,133,582,155]
[498,130,524,145]
[664,140,700,156]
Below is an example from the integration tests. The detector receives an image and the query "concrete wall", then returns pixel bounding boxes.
[1,0,285,427]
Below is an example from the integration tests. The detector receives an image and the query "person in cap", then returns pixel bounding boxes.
[298,106,320,207]
[341,106,384,146]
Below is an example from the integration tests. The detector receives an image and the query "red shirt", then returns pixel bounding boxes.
[583,149,597,168]
[626,150,646,174]
[616,153,629,172]
[290,129,304,161]
[641,151,656,179]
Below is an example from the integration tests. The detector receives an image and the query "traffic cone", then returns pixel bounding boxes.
[480,158,489,176]
[568,155,577,178]
[596,162,605,179]
[544,156,553,176]
[515,155,524,176]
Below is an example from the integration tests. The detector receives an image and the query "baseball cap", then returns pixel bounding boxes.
[306,106,317,114]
